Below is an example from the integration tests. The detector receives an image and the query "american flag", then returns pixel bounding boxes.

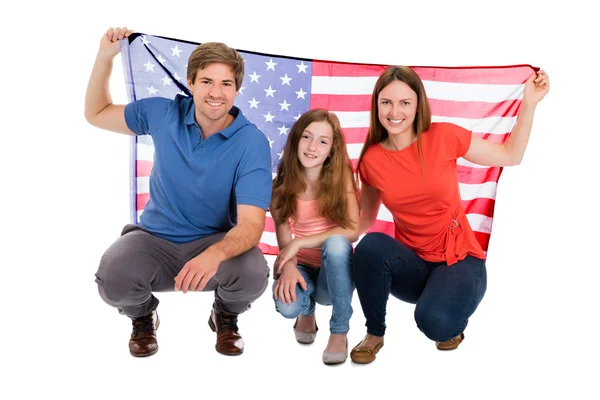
[121,33,535,256]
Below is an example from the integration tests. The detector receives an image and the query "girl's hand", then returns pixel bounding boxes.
[274,239,301,274]
[273,263,307,305]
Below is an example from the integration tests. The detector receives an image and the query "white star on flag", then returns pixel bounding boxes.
[263,112,275,123]
[248,97,260,109]
[295,88,307,99]
[278,125,289,135]
[280,74,292,86]
[171,45,183,57]
[279,99,291,111]
[265,58,277,71]
[144,60,156,72]
[264,86,277,97]
[296,61,308,73]
[249,71,261,83]
[147,86,158,96]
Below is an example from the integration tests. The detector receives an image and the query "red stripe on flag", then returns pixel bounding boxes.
[366,220,395,236]
[313,94,521,119]
[137,193,149,210]
[472,132,509,144]
[430,98,521,119]
[264,216,276,232]
[136,160,153,177]
[457,165,502,185]
[258,242,279,255]
[312,61,387,77]
[343,128,369,144]
[461,198,496,219]
[412,65,535,84]
[472,231,491,252]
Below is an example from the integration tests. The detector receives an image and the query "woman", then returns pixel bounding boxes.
[350,66,549,364]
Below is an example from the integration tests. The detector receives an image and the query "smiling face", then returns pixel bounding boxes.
[188,62,238,128]
[296,121,334,172]
[377,80,418,137]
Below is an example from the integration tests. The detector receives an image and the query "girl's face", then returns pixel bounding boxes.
[296,121,334,171]
[378,80,418,136]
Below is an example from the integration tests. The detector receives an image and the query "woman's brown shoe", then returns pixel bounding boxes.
[350,338,384,364]
[435,332,465,351]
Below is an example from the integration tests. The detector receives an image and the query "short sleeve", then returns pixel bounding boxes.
[234,133,273,210]
[124,97,173,136]
[446,123,473,159]
[358,148,373,187]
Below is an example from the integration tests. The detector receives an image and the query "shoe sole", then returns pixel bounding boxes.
[435,333,464,351]
[350,340,384,364]
[208,315,244,356]
[129,313,160,357]
[130,347,158,357]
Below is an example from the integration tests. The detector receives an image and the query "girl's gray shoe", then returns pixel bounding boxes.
[322,339,348,365]
[293,319,318,344]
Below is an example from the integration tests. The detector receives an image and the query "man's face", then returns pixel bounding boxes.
[188,62,238,126]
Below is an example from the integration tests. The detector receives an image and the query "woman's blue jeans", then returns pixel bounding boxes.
[352,232,487,342]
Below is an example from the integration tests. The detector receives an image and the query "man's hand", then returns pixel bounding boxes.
[174,248,225,293]
[98,27,133,59]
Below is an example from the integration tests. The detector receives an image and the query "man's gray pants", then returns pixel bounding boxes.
[95,224,269,318]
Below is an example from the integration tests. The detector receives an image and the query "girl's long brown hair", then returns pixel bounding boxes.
[356,66,432,175]
[272,109,358,229]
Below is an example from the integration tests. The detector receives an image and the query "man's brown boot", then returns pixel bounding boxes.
[208,309,244,356]
[129,310,159,357]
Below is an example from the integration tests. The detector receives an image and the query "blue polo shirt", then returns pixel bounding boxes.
[124,95,272,243]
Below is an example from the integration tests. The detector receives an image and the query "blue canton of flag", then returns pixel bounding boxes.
[121,34,313,172]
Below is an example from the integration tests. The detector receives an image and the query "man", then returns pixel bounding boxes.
[85,27,272,357]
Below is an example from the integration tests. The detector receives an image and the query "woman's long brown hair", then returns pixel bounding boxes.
[356,66,432,175]
[272,109,358,228]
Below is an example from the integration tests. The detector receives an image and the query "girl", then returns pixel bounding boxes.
[270,108,360,365]
[350,66,549,364]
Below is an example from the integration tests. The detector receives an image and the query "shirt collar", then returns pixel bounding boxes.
[184,100,245,139]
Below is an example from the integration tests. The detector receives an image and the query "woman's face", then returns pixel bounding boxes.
[377,80,418,136]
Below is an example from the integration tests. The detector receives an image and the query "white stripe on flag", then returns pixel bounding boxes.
[311,76,379,95]
[457,158,491,169]
[432,115,517,134]
[259,231,279,247]
[137,143,155,162]
[423,81,524,102]
[137,177,149,194]
[467,213,493,234]
[312,76,524,102]
[377,205,394,222]
[458,181,497,201]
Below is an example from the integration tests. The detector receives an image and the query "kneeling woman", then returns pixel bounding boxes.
[351,66,549,364]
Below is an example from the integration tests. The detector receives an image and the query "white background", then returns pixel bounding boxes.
[1,1,598,399]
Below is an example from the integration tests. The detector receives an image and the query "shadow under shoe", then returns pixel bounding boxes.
[208,309,244,356]
[129,310,160,357]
